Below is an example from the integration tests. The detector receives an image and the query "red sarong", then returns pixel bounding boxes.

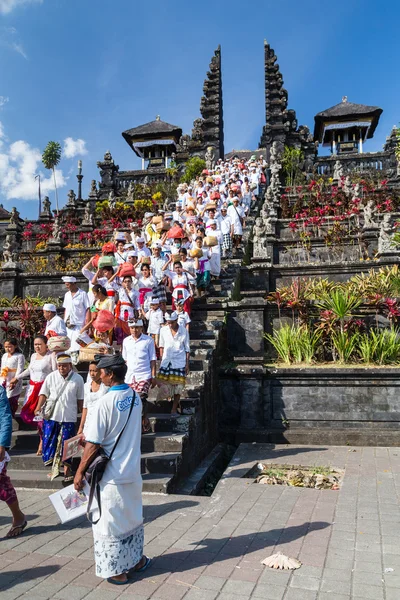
[20,380,44,426]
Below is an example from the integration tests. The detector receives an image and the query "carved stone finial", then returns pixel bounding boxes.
[342,96,348,103]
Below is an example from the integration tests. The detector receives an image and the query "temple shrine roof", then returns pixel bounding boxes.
[0,205,10,220]
[122,117,182,143]
[314,98,383,142]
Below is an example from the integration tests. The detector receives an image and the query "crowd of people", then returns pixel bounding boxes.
[0,155,264,584]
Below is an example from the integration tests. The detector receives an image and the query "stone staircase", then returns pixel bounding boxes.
[7,208,260,493]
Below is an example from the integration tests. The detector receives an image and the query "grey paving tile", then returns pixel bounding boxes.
[223,579,256,596]
[320,579,351,595]
[289,575,319,591]
[54,585,92,600]
[317,594,350,600]
[195,576,226,591]
[184,589,220,600]
[352,582,384,599]
[322,567,352,582]
[283,589,317,600]
[252,583,286,599]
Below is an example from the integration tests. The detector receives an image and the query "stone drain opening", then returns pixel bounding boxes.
[244,463,345,490]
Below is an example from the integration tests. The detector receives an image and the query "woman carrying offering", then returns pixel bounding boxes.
[136,263,157,314]
[162,259,195,315]
[10,335,57,455]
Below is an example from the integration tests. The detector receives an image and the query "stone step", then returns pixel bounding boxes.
[9,449,181,475]
[190,320,224,332]
[11,429,188,454]
[146,397,198,415]
[8,469,174,493]
[190,310,225,321]
[148,413,192,434]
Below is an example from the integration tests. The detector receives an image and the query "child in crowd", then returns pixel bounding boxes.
[176,300,191,330]
[145,298,165,349]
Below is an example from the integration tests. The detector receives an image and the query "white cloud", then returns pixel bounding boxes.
[0,96,9,108]
[0,0,42,15]
[0,122,67,201]
[0,26,28,59]
[63,137,88,159]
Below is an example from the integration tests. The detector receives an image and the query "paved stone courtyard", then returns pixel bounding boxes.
[1,444,400,600]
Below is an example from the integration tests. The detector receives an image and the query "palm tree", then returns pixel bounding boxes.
[42,141,62,213]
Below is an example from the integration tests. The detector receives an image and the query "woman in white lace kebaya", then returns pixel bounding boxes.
[10,335,57,455]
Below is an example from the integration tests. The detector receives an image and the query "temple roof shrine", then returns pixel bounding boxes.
[314,97,383,155]
[122,116,182,169]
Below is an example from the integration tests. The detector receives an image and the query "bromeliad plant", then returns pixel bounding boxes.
[266,266,400,365]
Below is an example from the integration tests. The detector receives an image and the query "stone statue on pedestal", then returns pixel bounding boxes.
[67,190,77,207]
[205,146,216,171]
[82,204,94,226]
[108,190,116,210]
[126,182,134,202]
[378,214,395,254]
[333,160,343,180]
[9,207,20,226]
[41,197,51,216]
[2,234,18,265]
[363,199,378,229]
[253,217,268,258]
[88,180,99,201]
[50,215,62,243]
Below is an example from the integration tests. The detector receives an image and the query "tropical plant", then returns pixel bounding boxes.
[331,330,359,363]
[317,289,362,332]
[265,324,320,365]
[180,157,206,184]
[281,146,304,188]
[42,141,62,213]
[359,329,400,365]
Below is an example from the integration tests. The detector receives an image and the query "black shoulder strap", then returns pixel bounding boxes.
[108,391,135,461]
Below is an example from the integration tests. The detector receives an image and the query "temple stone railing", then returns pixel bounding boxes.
[315,150,396,176]
[116,168,169,189]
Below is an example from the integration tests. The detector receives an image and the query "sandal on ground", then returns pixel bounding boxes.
[129,556,152,577]
[6,520,27,538]
[63,475,74,485]
[106,576,129,585]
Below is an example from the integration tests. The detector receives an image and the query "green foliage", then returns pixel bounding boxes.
[264,324,320,365]
[281,146,304,188]
[42,141,62,211]
[42,141,62,170]
[331,330,359,363]
[180,157,206,184]
[358,329,400,365]
[395,125,400,164]
[266,268,400,366]
[317,289,362,326]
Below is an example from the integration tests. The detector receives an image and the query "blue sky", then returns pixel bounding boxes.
[0,0,399,219]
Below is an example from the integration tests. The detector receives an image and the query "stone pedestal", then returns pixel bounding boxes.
[0,265,23,299]
[226,297,266,358]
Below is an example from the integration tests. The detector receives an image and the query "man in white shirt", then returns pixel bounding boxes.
[122,319,156,434]
[227,197,246,252]
[136,237,151,264]
[74,354,148,584]
[62,276,90,360]
[43,304,67,338]
[218,206,233,258]
[35,353,84,482]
